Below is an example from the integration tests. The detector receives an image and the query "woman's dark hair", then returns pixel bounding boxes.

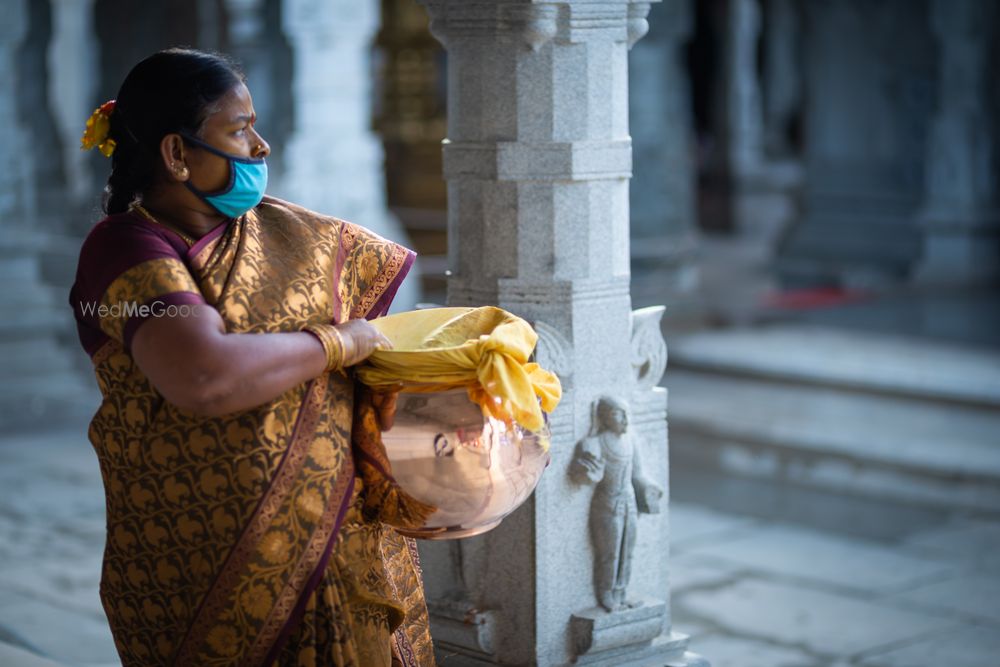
[103,48,244,215]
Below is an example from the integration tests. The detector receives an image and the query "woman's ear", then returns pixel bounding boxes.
[159,133,190,182]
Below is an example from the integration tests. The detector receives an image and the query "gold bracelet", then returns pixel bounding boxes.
[304,323,346,372]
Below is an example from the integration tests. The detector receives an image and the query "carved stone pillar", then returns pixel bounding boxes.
[280,0,418,309]
[629,0,698,295]
[776,0,936,288]
[914,0,999,285]
[416,1,707,664]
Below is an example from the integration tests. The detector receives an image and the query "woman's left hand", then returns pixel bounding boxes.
[370,388,399,431]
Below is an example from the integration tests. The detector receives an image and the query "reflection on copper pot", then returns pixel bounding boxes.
[381,388,551,539]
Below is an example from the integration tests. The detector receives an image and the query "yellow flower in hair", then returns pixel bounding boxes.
[81,100,117,157]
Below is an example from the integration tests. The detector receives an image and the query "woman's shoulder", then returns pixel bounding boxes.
[74,211,191,301]
[81,210,186,257]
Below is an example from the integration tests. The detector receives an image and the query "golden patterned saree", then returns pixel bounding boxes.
[69,196,434,666]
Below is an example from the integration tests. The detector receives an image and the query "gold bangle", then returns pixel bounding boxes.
[304,323,346,372]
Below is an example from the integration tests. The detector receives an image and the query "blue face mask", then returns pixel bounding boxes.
[180,133,267,219]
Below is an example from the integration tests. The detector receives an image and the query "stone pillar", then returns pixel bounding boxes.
[761,0,800,158]
[914,0,999,286]
[629,0,698,296]
[46,0,97,209]
[417,1,707,665]
[776,0,936,288]
[1,0,96,430]
[722,0,763,177]
[701,0,768,234]
[280,0,418,309]
[0,0,32,234]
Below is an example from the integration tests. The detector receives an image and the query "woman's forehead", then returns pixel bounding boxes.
[205,83,255,124]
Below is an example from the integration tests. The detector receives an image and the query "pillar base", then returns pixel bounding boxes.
[912,216,1000,287]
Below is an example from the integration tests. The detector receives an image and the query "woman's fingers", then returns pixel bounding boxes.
[336,320,393,366]
[372,390,398,431]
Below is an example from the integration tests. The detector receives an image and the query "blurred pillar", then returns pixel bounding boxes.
[222,0,289,182]
[722,0,763,177]
[374,0,448,299]
[416,1,708,664]
[279,0,418,310]
[47,0,97,211]
[1,0,93,430]
[761,0,800,159]
[630,0,699,296]
[914,0,1000,286]
[1,0,33,233]
[699,0,764,234]
[776,0,936,288]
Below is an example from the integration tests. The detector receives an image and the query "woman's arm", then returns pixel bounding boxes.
[131,303,389,417]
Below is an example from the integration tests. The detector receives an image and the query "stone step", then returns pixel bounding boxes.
[0,339,79,378]
[0,309,70,340]
[665,368,1000,513]
[0,372,100,434]
[667,324,1000,408]
[0,256,43,284]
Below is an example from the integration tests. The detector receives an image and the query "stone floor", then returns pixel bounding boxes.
[1,420,998,666]
[671,502,1000,667]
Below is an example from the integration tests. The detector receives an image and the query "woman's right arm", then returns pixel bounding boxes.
[131,306,389,417]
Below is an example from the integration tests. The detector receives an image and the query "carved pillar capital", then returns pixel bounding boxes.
[421,0,660,50]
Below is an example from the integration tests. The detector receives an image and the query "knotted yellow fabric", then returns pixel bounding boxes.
[356,307,562,432]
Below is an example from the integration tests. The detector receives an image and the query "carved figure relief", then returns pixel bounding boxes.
[571,396,663,611]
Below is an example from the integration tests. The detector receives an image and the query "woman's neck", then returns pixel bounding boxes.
[138,190,227,240]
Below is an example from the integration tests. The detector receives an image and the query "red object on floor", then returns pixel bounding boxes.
[760,286,870,310]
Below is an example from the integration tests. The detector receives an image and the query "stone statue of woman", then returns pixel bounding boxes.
[571,396,663,612]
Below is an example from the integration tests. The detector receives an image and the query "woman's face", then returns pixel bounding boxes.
[185,82,270,194]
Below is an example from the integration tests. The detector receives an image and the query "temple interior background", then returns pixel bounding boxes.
[1,0,998,665]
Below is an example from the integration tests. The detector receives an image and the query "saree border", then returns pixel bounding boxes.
[385,533,430,667]
[172,377,328,665]
[353,246,414,320]
[187,218,232,270]
[254,470,356,666]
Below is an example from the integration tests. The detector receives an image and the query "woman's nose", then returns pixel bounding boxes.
[251,128,270,158]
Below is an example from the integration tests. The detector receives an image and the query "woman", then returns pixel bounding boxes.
[70,48,433,666]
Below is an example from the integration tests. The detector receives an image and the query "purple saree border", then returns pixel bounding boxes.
[171,379,322,666]
[366,250,416,320]
[185,217,231,261]
[260,473,357,666]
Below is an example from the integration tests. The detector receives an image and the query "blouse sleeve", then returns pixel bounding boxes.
[70,217,207,355]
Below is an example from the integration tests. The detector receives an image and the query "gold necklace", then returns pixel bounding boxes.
[130,203,197,247]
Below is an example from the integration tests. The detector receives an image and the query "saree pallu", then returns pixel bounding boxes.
[69,196,434,666]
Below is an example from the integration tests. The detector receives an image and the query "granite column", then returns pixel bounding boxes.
[914,0,999,285]
[416,1,707,664]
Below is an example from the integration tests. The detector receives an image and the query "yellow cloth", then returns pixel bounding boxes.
[356,307,562,432]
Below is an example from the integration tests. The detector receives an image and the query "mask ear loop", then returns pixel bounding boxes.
[178,133,235,197]
[179,132,266,198]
